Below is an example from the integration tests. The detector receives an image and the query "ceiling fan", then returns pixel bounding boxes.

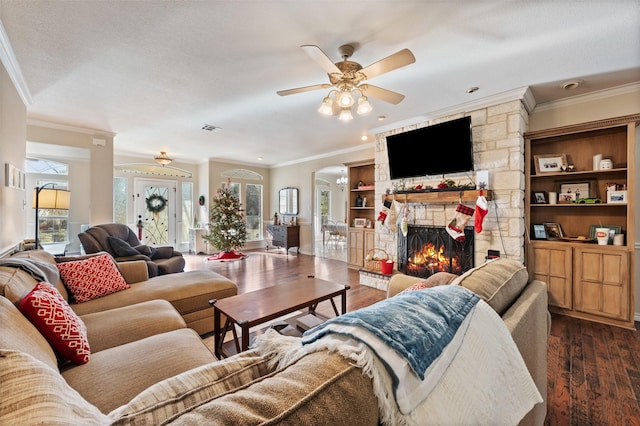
[277,44,415,120]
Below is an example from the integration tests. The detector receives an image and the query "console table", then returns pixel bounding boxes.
[266,224,300,253]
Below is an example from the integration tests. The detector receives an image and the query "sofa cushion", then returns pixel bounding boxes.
[0,350,109,425]
[166,350,379,425]
[61,328,217,413]
[108,350,272,424]
[19,282,91,365]
[107,236,140,257]
[451,258,529,315]
[0,296,58,370]
[57,253,131,303]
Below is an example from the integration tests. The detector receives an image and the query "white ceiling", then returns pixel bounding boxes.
[1,1,639,167]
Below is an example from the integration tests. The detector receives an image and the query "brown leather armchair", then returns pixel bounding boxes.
[77,223,185,277]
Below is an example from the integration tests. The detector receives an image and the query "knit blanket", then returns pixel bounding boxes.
[253,285,542,425]
[0,258,60,285]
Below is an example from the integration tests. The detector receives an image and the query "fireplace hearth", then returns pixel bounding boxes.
[398,225,474,278]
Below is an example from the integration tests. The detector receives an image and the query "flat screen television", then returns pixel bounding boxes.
[386,116,474,180]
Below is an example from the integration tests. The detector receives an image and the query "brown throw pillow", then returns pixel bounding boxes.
[451,258,529,315]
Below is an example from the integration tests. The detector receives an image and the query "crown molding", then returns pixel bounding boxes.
[369,86,534,135]
[26,118,116,138]
[271,142,374,169]
[533,82,640,112]
[0,19,32,106]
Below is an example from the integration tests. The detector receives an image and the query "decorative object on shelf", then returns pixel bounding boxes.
[593,154,603,170]
[558,193,576,203]
[599,158,613,170]
[355,194,363,207]
[594,227,610,245]
[613,234,624,246]
[532,191,547,204]
[33,183,71,248]
[574,198,602,204]
[548,191,557,204]
[154,151,173,166]
[277,44,415,121]
[203,183,247,261]
[534,154,567,174]
[543,223,563,240]
[532,224,547,240]
[362,197,367,207]
[588,225,621,244]
[606,190,627,204]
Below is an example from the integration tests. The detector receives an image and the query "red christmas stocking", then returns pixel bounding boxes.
[475,192,489,233]
[446,204,474,242]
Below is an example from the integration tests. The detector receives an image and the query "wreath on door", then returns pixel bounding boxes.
[146,194,167,213]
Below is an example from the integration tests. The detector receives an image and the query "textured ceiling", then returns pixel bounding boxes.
[1,1,639,166]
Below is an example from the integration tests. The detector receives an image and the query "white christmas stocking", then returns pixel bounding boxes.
[446,204,474,242]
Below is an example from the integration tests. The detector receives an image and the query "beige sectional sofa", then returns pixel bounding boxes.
[1,256,549,425]
[2,250,237,335]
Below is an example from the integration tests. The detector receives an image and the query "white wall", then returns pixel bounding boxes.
[0,61,27,253]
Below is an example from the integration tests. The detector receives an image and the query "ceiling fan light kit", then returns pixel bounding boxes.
[278,44,415,121]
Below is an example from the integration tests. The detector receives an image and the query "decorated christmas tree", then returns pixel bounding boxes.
[203,184,247,260]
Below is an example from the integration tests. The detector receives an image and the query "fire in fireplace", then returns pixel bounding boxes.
[398,225,474,278]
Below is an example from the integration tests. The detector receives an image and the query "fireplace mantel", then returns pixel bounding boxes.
[391,189,493,204]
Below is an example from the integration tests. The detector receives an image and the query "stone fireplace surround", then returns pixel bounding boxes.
[372,98,530,270]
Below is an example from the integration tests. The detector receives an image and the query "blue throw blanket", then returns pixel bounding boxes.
[302,285,479,380]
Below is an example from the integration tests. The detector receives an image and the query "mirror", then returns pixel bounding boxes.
[279,187,298,215]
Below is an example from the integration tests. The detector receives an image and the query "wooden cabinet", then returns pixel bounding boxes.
[529,242,572,309]
[266,225,300,253]
[574,246,629,321]
[524,114,638,329]
[347,228,375,268]
[344,160,376,268]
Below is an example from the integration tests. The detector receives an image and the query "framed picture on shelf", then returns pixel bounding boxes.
[534,154,567,174]
[558,192,576,203]
[532,224,547,240]
[558,181,593,199]
[606,190,627,204]
[353,218,366,228]
[589,225,621,244]
[543,223,563,240]
[532,191,547,204]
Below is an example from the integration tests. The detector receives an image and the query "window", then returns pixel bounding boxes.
[246,184,263,241]
[181,182,194,243]
[113,177,127,224]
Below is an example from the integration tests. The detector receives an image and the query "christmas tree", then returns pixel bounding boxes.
[203,184,247,260]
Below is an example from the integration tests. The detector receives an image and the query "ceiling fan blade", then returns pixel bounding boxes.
[301,45,342,75]
[277,83,332,96]
[361,84,405,105]
[360,49,416,80]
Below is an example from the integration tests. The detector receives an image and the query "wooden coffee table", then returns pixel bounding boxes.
[210,278,349,358]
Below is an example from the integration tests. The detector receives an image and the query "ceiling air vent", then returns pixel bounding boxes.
[201,124,222,132]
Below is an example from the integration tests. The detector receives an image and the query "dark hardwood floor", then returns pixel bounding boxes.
[185,250,640,425]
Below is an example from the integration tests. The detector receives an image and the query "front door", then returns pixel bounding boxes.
[134,178,177,246]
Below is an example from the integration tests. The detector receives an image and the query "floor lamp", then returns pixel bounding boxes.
[33,184,70,249]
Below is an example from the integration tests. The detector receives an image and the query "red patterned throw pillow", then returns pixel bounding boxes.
[57,253,130,303]
[19,282,91,364]
[400,281,430,293]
